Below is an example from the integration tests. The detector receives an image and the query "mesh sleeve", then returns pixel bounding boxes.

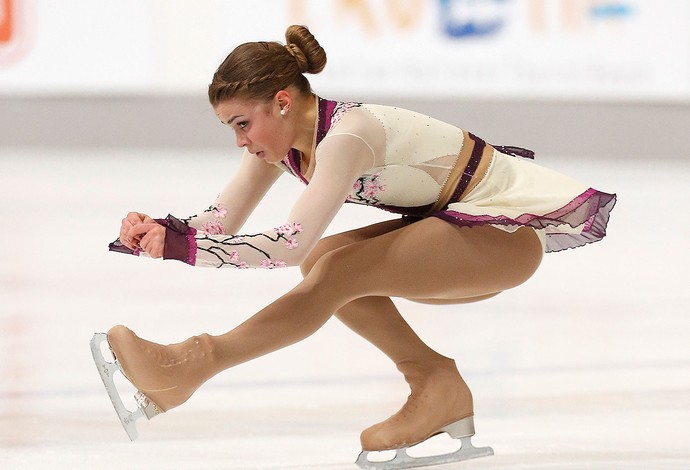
[162,134,376,269]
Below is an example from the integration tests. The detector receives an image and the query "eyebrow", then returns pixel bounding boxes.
[224,115,240,125]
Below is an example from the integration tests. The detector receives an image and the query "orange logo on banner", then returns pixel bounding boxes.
[292,0,423,34]
[1,0,13,43]
[1,0,35,67]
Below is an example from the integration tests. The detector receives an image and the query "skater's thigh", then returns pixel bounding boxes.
[314,217,543,301]
[301,218,407,276]
[395,218,543,299]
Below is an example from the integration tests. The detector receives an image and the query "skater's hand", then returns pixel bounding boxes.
[128,223,166,258]
[120,212,155,250]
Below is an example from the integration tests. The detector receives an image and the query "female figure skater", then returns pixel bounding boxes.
[92,25,616,469]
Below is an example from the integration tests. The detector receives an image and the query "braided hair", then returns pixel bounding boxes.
[208,25,327,106]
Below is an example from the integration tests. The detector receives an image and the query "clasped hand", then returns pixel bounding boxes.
[119,212,166,258]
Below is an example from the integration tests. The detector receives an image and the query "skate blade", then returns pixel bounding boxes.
[90,332,161,441]
[355,435,494,470]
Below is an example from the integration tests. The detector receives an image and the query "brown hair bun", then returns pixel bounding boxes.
[285,25,327,75]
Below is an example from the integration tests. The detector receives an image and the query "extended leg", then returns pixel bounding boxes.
[210,218,542,368]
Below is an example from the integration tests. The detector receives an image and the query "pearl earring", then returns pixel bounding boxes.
[280,108,287,116]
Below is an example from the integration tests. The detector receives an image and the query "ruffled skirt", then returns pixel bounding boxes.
[432,152,616,253]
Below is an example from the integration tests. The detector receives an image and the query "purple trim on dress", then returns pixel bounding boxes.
[493,145,535,159]
[317,98,338,143]
[432,188,617,252]
[285,149,308,185]
[160,215,197,265]
[345,200,434,218]
[282,97,339,186]
[451,132,485,202]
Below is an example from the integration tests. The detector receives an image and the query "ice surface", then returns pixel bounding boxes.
[1,149,688,469]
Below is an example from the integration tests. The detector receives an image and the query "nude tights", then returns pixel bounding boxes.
[112,217,543,449]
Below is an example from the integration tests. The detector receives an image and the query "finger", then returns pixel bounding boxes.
[119,214,151,250]
[124,213,140,226]
[140,229,163,258]
[120,217,138,241]
[119,230,136,249]
[124,212,151,227]
[120,219,133,234]
[140,231,152,251]
[127,222,160,238]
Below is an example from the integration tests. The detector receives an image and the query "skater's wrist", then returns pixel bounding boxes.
[157,215,197,265]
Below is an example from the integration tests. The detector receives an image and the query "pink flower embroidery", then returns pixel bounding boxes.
[275,224,293,235]
[274,223,303,236]
[350,172,385,205]
[229,250,240,262]
[260,259,275,269]
[363,180,385,198]
[213,204,227,218]
[259,259,287,269]
[237,261,248,269]
[285,238,298,250]
[202,220,225,235]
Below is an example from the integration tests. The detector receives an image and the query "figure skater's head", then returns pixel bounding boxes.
[209,25,327,164]
[208,25,326,106]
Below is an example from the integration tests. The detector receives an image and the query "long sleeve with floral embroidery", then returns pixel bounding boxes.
[163,218,306,269]
[160,134,375,269]
[181,204,228,236]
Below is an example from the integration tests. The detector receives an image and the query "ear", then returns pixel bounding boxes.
[274,90,292,114]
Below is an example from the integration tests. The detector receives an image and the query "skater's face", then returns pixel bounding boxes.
[215,93,293,165]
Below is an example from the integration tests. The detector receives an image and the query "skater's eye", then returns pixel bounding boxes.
[237,121,249,130]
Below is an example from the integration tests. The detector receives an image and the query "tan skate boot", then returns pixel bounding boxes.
[360,358,473,451]
[90,325,219,440]
[106,325,218,412]
[356,358,493,469]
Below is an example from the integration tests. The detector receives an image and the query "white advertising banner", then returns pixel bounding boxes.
[1,0,688,101]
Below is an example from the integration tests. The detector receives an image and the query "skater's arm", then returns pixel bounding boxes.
[135,133,375,268]
[180,150,283,235]
[112,150,282,253]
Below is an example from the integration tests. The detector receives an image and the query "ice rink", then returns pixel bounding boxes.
[1,148,689,469]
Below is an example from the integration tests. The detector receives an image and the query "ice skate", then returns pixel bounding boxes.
[355,359,493,469]
[90,325,217,441]
[355,415,494,469]
[90,332,161,441]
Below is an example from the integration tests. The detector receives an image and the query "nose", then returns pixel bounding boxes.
[235,133,250,148]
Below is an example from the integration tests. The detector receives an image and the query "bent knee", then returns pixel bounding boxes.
[300,235,351,278]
